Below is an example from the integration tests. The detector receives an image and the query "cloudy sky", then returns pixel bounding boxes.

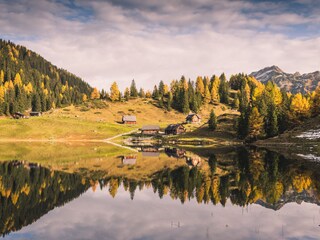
[0,0,319,90]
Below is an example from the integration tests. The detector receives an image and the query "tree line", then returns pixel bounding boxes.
[230,74,320,141]
[0,39,92,115]
[92,73,230,114]
[91,72,319,140]
[89,148,319,206]
[0,161,88,236]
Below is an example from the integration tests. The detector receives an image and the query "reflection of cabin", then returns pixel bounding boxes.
[140,146,160,157]
[122,156,137,165]
[30,112,42,117]
[186,156,202,167]
[165,148,186,158]
[141,147,159,152]
[13,112,28,119]
[165,124,186,135]
[142,151,160,157]
[141,125,160,135]
[186,113,201,124]
[122,115,137,124]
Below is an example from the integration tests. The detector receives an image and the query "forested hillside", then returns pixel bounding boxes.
[0,39,92,115]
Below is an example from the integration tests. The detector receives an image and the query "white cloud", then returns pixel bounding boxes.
[0,0,319,91]
[14,186,320,240]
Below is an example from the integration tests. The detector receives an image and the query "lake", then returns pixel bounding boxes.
[0,143,320,240]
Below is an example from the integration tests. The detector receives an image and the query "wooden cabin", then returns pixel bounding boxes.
[186,113,201,124]
[165,148,186,158]
[142,151,160,157]
[122,155,137,165]
[30,111,42,117]
[141,125,160,135]
[122,115,137,124]
[186,156,202,167]
[12,112,28,119]
[141,147,160,152]
[165,124,186,135]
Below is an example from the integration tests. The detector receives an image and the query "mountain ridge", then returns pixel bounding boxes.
[250,65,320,93]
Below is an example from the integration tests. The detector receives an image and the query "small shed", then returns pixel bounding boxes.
[30,112,42,117]
[142,152,160,157]
[165,124,186,135]
[122,155,137,165]
[13,112,28,119]
[141,125,160,135]
[186,156,202,167]
[186,113,201,124]
[165,148,186,158]
[122,115,137,124]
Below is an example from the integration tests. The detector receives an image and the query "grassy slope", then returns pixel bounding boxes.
[254,115,320,158]
[0,98,239,142]
[0,142,187,180]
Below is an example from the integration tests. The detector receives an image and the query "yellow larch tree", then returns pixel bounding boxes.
[210,76,220,103]
[110,82,120,102]
[24,82,33,95]
[13,73,22,86]
[248,107,264,139]
[0,85,5,103]
[82,94,88,102]
[196,76,205,96]
[290,93,310,117]
[0,70,4,84]
[90,87,100,99]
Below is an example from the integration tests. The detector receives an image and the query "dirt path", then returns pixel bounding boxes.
[103,129,139,152]
[104,129,138,141]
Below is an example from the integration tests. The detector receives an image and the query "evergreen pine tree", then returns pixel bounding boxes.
[32,93,41,112]
[182,90,189,113]
[124,87,130,101]
[219,73,229,104]
[158,80,165,96]
[208,109,217,131]
[139,88,145,98]
[130,79,138,97]
[265,104,279,137]
[167,92,173,111]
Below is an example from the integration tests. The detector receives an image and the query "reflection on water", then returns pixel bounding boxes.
[1,146,320,239]
[0,161,88,237]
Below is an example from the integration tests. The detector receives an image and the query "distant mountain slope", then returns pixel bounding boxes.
[250,65,320,93]
[0,39,92,115]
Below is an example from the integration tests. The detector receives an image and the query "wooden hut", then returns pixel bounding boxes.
[165,148,186,158]
[30,112,42,117]
[122,115,137,124]
[186,113,201,124]
[122,155,137,165]
[165,124,186,135]
[141,125,160,135]
[142,152,160,157]
[12,112,28,119]
[186,156,202,167]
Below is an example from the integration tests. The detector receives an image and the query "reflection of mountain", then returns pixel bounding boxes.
[2,147,320,236]
[98,147,320,209]
[0,161,89,237]
[256,190,320,211]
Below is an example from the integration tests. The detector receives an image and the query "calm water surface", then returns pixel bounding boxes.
[0,145,320,240]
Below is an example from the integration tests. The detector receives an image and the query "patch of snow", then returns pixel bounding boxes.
[296,129,320,140]
[255,69,274,79]
[297,154,320,161]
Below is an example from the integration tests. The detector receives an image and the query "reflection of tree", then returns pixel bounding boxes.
[0,161,89,237]
[99,148,320,209]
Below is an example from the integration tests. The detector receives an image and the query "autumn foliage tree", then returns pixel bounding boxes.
[110,82,120,102]
[90,87,100,99]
